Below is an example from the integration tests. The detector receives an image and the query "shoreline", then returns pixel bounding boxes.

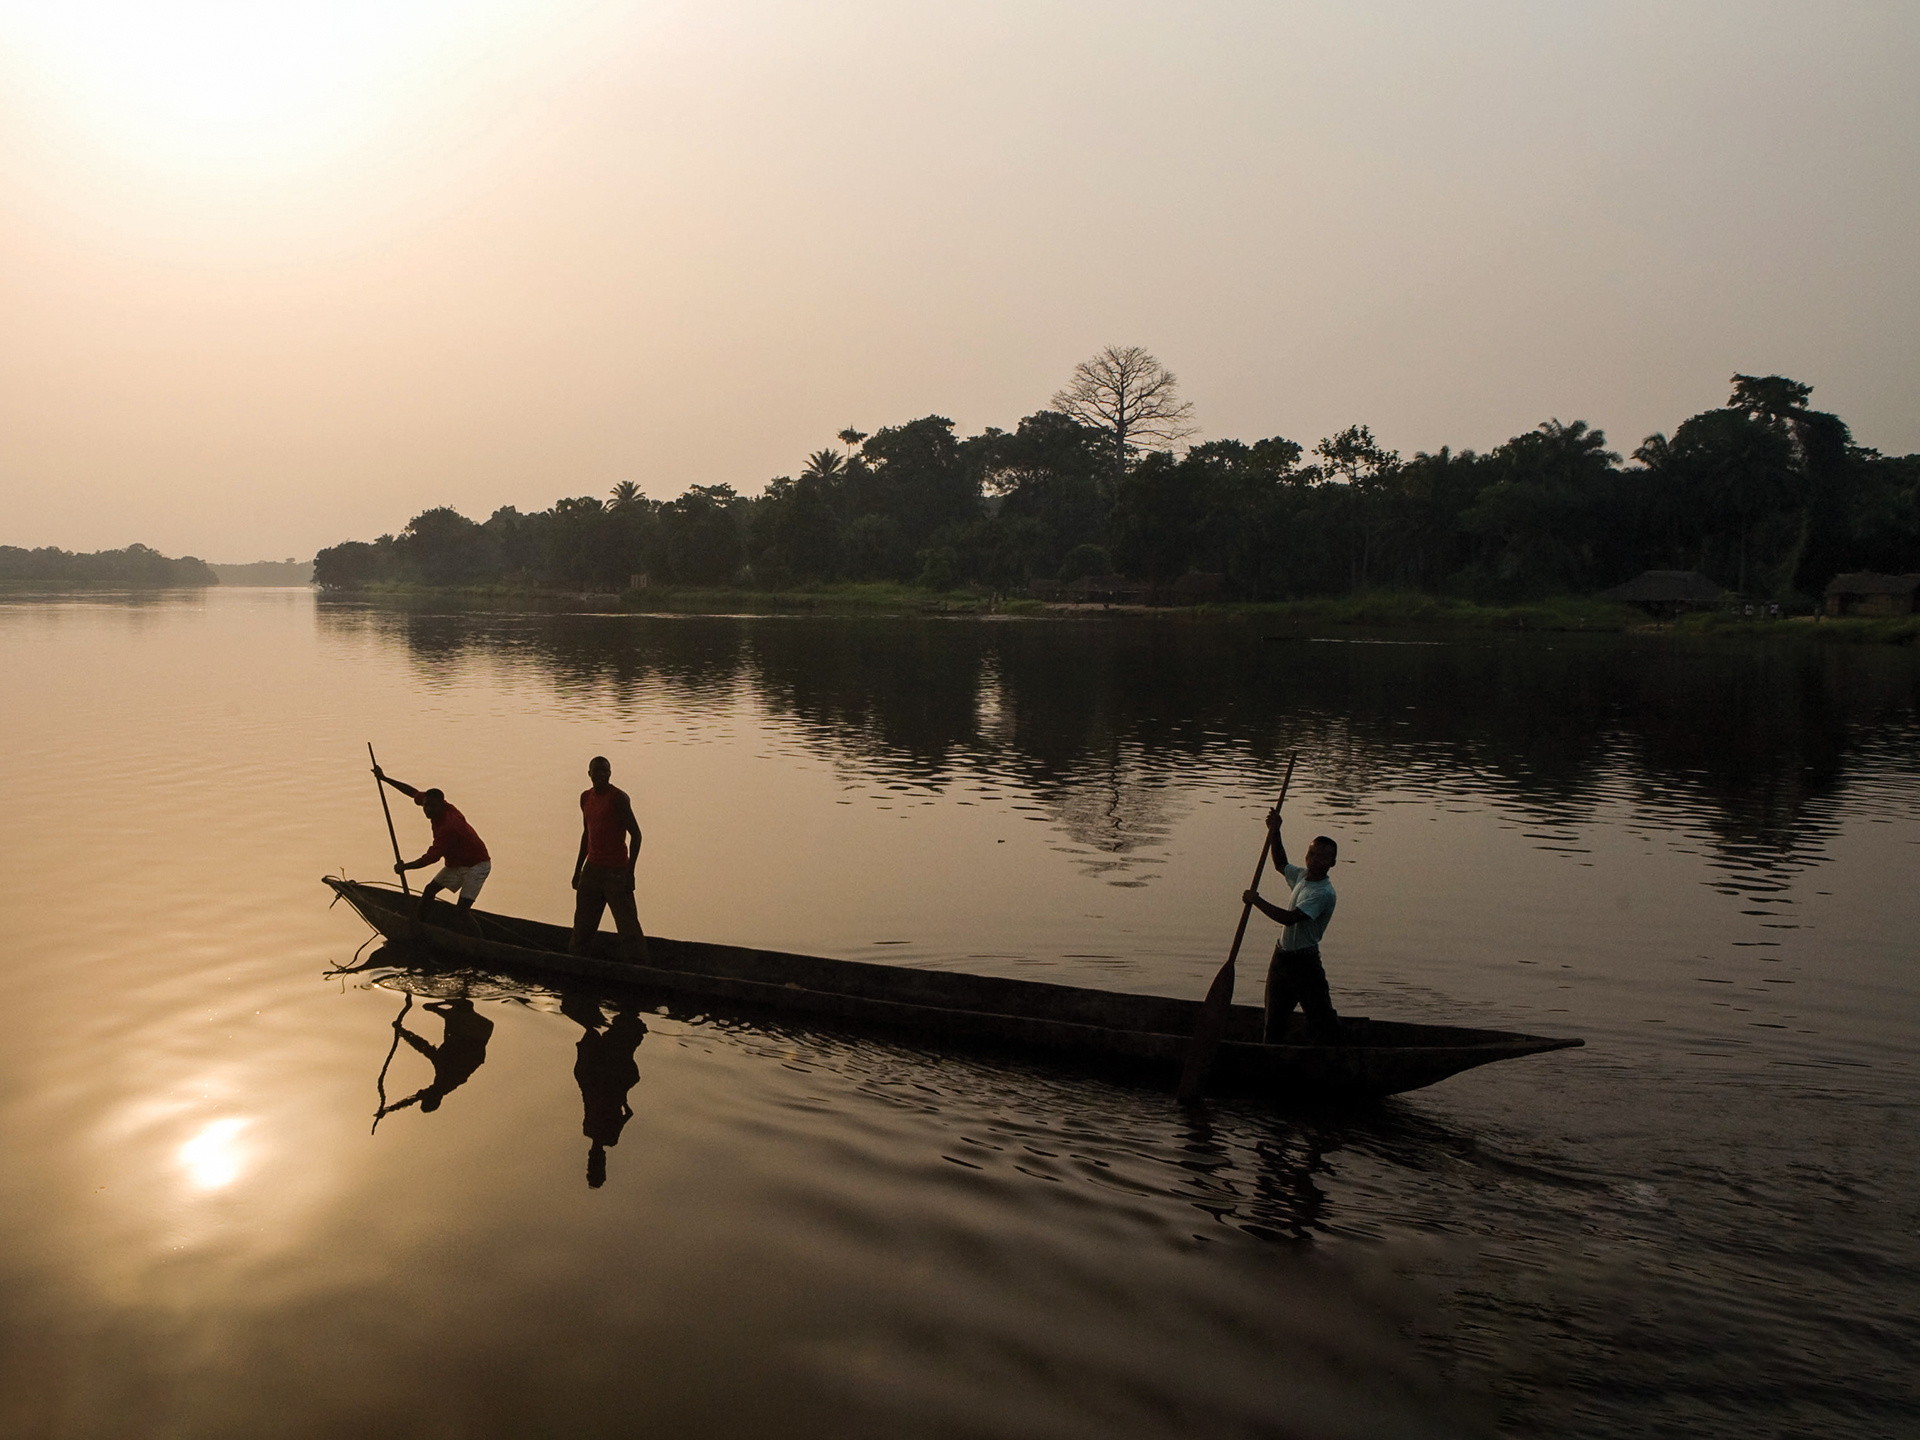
[9,581,1911,643]
[305,584,1920,644]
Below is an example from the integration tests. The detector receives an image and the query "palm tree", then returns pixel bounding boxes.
[608,480,642,511]
[802,449,846,483]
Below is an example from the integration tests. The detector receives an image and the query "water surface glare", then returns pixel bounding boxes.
[2,590,1917,1438]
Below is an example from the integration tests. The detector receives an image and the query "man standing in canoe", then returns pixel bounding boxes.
[1244,809,1340,1044]
[374,765,491,931]
[571,755,650,964]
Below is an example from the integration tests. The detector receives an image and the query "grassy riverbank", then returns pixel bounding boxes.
[333,579,970,614]
[318,582,1920,643]
[1180,593,1640,631]
[327,582,1639,629]
[1668,611,1920,645]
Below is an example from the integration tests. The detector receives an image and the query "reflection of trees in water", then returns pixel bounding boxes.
[750,619,986,778]
[322,603,1920,890]
[317,605,752,707]
[1034,755,1178,883]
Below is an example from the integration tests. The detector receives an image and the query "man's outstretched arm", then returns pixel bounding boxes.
[373,765,421,800]
[402,834,445,873]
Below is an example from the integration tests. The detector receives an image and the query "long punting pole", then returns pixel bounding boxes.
[1176,751,1298,1103]
[369,742,410,896]
[372,992,412,1134]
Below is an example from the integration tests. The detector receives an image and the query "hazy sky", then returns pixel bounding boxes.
[2,0,1915,561]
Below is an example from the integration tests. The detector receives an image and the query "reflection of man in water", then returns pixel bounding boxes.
[563,992,646,1188]
[1243,811,1341,1044]
[570,755,649,963]
[385,999,495,1114]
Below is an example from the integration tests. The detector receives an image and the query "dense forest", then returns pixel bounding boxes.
[314,362,1920,603]
[0,544,218,591]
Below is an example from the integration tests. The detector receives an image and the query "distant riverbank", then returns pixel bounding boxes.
[324,579,1631,625]
[0,543,216,592]
[208,559,312,586]
[312,582,1920,643]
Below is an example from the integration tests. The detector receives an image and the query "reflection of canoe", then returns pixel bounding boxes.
[323,878,1582,1100]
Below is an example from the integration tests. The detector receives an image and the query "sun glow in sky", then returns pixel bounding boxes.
[3,1,605,174]
[0,1,1916,560]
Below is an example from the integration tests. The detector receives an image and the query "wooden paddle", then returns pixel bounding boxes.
[368,742,410,896]
[1175,751,1298,1103]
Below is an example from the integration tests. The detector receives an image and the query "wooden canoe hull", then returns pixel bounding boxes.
[323,878,1581,1099]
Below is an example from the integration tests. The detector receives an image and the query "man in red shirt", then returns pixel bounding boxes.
[570,755,649,964]
[375,766,492,931]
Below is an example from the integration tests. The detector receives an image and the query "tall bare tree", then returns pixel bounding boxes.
[1050,345,1196,480]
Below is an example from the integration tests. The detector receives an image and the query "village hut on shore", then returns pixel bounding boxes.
[1599,570,1729,619]
[1168,572,1227,605]
[1061,574,1152,605]
[1823,573,1920,617]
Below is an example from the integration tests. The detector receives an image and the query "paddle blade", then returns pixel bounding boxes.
[1175,956,1239,1102]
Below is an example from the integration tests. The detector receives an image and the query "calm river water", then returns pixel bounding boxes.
[2,589,1917,1438]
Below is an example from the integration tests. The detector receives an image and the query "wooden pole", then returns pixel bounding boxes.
[1176,752,1298,1103]
[372,992,412,1134]
[369,743,409,896]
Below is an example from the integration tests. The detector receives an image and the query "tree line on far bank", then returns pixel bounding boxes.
[0,544,218,591]
[313,353,1920,604]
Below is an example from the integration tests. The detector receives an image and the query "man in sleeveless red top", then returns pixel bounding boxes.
[570,755,649,963]
[375,765,492,933]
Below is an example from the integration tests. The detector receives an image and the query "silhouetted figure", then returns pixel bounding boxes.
[375,765,492,934]
[569,755,650,963]
[1243,811,1341,1044]
[379,998,496,1117]
[562,991,646,1188]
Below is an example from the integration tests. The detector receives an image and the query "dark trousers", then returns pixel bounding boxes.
[1264,945,1341,1044]
[571,865,648,961]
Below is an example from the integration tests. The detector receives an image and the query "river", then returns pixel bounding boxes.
[2,589,1916,1438]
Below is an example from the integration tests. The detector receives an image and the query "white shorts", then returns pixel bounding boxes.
[429,859,491,902]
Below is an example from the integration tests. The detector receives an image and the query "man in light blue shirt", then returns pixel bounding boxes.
[1244,809,1340,1044]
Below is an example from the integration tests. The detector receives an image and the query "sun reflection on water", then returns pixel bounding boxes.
[178,1117,250,1191]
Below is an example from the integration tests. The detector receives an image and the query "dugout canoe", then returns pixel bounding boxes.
[323,877,1582,1099]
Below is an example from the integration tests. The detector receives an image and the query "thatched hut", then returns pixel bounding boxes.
[1823,573,1920,617]
[1599,570,1728,618]
[1065,574,1152,605]
[1168,572,1227,605]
